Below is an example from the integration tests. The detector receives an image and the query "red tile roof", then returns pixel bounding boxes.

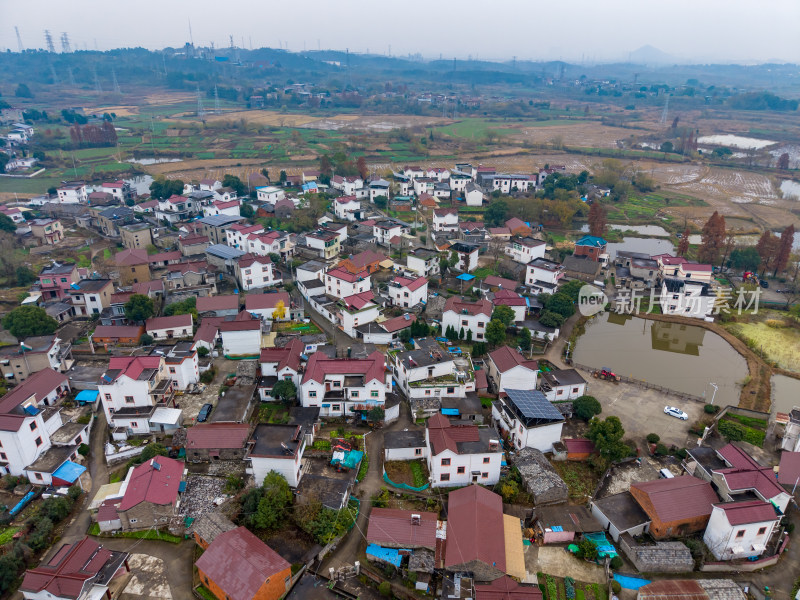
[106,356,162,381]
[491,289,526,307]
[302,351,386,385]
[637,580,707,600]
[426,414,480,455]
[231,223,264,234]
[147,250,182,264]
[445,485,505,571]
[344,250,387,269]
[195,527,290,600]
[96,499,121,523]
[488,346,538,374]
[0,368,69,432]
[367,508,438,549]
[132,279,165,295]
[114,248,148,266]
[392,275,428,292]
[118,456,183,512]
[214,199,239,209]
[630,476,718,523]
[146,314,193,331]
[180,233,209,245]
[505,217,531,232]
[326,266,369,283]
[197,295,239,312]
[434,208,458,217]
[92,325,144,339]
[335,195,359,204]
[245,291,291,311]
[778,451,800,486]
[380,314,417,333]
[110,291,133,305]
[564,438,596,455]
[715,443,786,500]
[715,500,779,525]
[187,423,251,449]
[341,291,375,310]
[483,275,519,290]
[20,537,119,599]
[259,338,304,372]
[476,576,543,600]
[443,296,492,318]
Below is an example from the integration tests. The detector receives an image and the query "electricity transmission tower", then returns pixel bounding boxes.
[49,63,60,85]
[112,69,121,94]
[60,32,71,53]
[196,87,206,120]
[44,30,55,53]
[67,67,76,86]
[93,67,102,93]
[660,94,670,125]
[15,27,24,52]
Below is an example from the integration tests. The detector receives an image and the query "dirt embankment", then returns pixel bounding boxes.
[634,312,771,412]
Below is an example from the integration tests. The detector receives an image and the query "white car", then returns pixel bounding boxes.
[664,406,688,420]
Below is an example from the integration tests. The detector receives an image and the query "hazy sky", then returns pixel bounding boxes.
[3,0,799,63]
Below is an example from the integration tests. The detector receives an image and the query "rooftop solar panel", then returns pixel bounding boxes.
[504,388,564,425]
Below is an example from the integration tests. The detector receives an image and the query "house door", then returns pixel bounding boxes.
[472,473,479,483]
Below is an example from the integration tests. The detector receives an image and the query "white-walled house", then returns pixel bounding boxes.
[56,183,88,204]
[245,292,292,321]
[374,220,408,246]
[338,292,381,337]
[390,340,475,400]
[526,258,564,294]
[98,356,175,435]
[145,315,193,340]
[203,199,241,218]
[388,275,429,308]
[299,351,391,419]
[486,346,539,393]
[442,297,492,342]
[161,342,199,391]
[258,339,304,401]
[332,176,364,195]
[219,315,261,357]
[247,423,307,487]
[433,208,459,233]
[449,242,479,273]
[407,248,440,278]
[325,267,371,300]
[255,186,286,204]
[425,414,503,487]
[225,223,266,250]
[384,430,427,462]
[491,388,564,453]
[369,179,390,203]
[334,195,364,221]
[538,368,588,401]
[505,236,546,265]
[659,279,715,319]
[488,289,527,323]
[236,254,282,291]
[703,501,781,561]
[464,182,485,206]
[654,255,713,284]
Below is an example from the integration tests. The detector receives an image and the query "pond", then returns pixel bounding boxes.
[125,175,154,195]
[771,374,800,417]
[696,134,776,150]
[780,180,800,200]
[581,224,670,237]
[605,237,675,259]
[573,313,747,406]
[127,157,183,165]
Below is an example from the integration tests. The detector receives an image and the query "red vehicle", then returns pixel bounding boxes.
[593,367,621,382]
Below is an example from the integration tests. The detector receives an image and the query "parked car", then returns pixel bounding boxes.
[759,280,769,289]
[197,403,213,422]
[664,406,688,420]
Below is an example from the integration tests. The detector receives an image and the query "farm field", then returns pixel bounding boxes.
[725,312,800,373]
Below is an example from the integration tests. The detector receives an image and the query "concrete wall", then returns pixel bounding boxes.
[618,534,694,573]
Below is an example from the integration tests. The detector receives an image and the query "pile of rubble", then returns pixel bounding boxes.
[512,447,568,505]
[235,360,257,385]
[178,475,227,519]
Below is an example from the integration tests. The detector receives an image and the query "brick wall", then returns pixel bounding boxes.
[118,501,174,531]
[630,487,710,538]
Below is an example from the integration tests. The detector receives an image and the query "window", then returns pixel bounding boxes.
[440,473,450,482]
[169,367,176,374]
[415,448,422,456]
[351,391,359,398]
[35,437,42,447]
[457,466,465,474]
[333,381,341,388]
[483,457,490,464]
[30,421,37,431]
[0,453,6,461]
[482,472,489,478]
[441,458,450,466]
[757,527,767,535]
[130,518,138,524]
[125,396,135,404]
[371,391,379,398]
[35,473,43,480]
[309,391,317,398]
[425,390,431,396]
[461,320,468,326]
[332,404,340,411]
[736,530,745,538]
[447,387,455,395]
[572,387,579,393]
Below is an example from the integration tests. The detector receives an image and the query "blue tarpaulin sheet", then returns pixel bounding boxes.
[76,390,99,404]
[52,461,86,484]
[456,273,475,281]
[441,408,460,416]
[331,450,364,469]
[366,544,408,568]
[584,532,618,558]
[179,481,187,492]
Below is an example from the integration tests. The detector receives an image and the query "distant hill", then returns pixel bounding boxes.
[627,45,684,66]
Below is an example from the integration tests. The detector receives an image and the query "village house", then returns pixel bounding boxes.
[19,537,129,600]
[464,182,485,206]
[92,325,144,346]
[407,248,440,278]
[533,505,602,545]
[56,182,89,204]
[157,342,199,391]
[426,414,503,487]
[0,334,71,382]
[299,351,391,418]
[203,199,241,218]
[373,219,409,247]
[337,291,381,337]
[255,185,286,204]
[367,508,439,552]
[155,195,196,224]
[332,176,364,195]
[659,278,715,319]
[114,456,185,531]
[487,289,527,323]
[388,275,428,308]
[703,500,782,561]
[258,339,304,400]
[114,249,150,286]
[654,254,713,283]
[196,295,239,317]
[93,206,134,237]
[458,221,488,246]
[68,278,113,317]
[356,313,418,345]
[449,241,479,273]
[629,476,719,539]
[97,355,176,436]
[486,346,539,393]
[573,235,608,262]
[442,296,492,342]
[615,251,660,290]
[491,389,564,453]
[383,430,427,462]
[226,223,265,250]
[199,214,246,245]
[492,173,536,194]
[236,254,282,291]
[390,338,476,400]
[325,267,371,299]
[38,262,80,301]
[562,255,603,283]
[538,368,588,401]
[247,423,307,487]
[369,178,390,202]
[300,229,340,260]
[339,250,386,276]
[505,217,532,237]
[526,258,564,294]
[219,314,262,357]
[433,208,459,233]
[120,223,154,250]
[145,314,193,341]
[185,423,250,462]
[30,218,64,245]
[505,236,546,265]
[333,195,364,221]
[245,291,292,321]
[0,205,26,224]
[195,527,292,600]
[101,179,134,202]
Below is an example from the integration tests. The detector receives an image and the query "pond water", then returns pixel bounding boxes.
[581,224,670,237]
[771,374,800,417]
[125,175,154,195]
[605,237,675,259]
[696,134,776,150]
[780,180,800,200]
[127,157,183,165]
[573,313,747,406]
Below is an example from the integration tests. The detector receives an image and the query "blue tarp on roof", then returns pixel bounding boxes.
[366,544,408,568]
[75,390,99,404]
[24,405,40,416]
[441,408,460,416]
[52,461,86,484]
[178,481,187,492]
[456,273,475,281]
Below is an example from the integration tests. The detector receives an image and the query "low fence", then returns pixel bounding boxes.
[571,362,706,403]
[382,468,430,492]
[105,446,144,465]
[700,554,780,572]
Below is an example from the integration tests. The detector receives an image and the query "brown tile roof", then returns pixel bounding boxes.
[475,576,543,600]
[118,457,183,511]
[443,296,492,318]
[195,527,290,600]
[380,313,417,333]
[426,414,480,455]
[344,250,387,268]
[367,508,438,549]
[715,443,786,501]
[114,248,148,266]
[445,485,505,571]
[636,580,707,600]
[630,476,718,523]
[145,314,193,331]
[197,295,239,312]
[392,275,428,292]
[245,291,291,311]
[301,351,386,386]
[483,275,519,290]
[186,423,250,449]
[0,368,68,432]
[715,500,779,525]
[488,346,538,374]
[92,325,144,339]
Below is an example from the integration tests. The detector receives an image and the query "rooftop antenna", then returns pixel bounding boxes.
[44,30,55,53]
[93,66,102,93]
[60,32,71,53]
[196,86,206,120]
[112,69,121,95]
[660,94,670,125]
[214,85,220,114]
[15,26,24,52]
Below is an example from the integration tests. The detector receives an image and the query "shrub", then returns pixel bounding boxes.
[609,556,622,570]
[378,581,392,597]
[646,433,660,444]
[200,367,217,384]
[704,404,720,414]
[573,396,602,421]
[676,448,688,459]
[139,333,153,346]
[77,415,91,425]
[654,443,669,456]
[197,346,210,357]
[611,581,622,594]
[78,443,90,456]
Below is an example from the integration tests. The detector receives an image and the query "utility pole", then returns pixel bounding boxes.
[196,86,206,120]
